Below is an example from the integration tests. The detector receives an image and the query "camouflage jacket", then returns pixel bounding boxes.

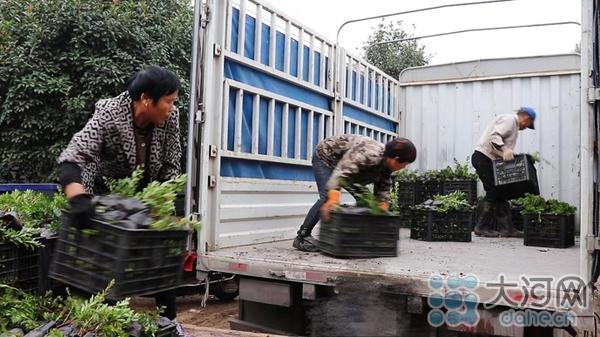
[315,134,392,203]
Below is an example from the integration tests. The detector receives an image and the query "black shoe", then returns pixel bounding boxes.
[304,235,319,246]
[499,228,524,238]
[473,226,500,237]
[293,236,319,252]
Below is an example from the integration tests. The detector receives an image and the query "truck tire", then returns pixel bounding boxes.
[211,277,239,302]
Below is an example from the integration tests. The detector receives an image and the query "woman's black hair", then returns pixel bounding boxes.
[126,65,182,103]
[384,137,417,163]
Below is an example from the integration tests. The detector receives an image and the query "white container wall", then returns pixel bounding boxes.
[399,54,581,215]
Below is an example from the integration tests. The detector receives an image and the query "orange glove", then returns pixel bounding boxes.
[379,202,389,212]
[320,190,341,223]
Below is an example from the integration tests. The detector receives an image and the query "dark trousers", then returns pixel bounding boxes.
[105,289,176,320]
[471,151,505,202]
[298,153,333,237]
[155,289,177,320]
[298,153,365,237]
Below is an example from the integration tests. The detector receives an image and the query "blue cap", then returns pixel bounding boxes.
[518,106,536,129]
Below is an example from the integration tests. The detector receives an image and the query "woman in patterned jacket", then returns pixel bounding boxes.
[57,65,186,334]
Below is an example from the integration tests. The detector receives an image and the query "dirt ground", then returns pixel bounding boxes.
[129,294,238,329]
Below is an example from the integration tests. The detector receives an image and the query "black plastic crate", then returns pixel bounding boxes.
[397,206,413,229]
[0,237,61,293]
[0,240,41,292]
[442,180,478,205]
[411,210,473,242]
[415,180,443,203]
[395,181,419,207]
[318,211,399,258]
[524,213,575,248]
[493,154,531,185]
[493,155,540,200]
[0,241,22,287]
[50,213,188,300]
[38,236,61,293]
[15,245,39,292]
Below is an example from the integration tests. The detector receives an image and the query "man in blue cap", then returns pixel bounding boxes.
[471,106,536,237]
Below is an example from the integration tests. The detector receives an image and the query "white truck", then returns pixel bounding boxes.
[184,0,597,336]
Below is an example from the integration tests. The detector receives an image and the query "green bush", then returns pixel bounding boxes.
[0,0,193,182]
[515,194,577,216]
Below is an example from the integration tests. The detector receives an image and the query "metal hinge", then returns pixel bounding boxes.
[587,87,600,103]
[190,212,201,222]
[213,43,222,56]
[585,235,600,254]
[201,3,210,28]
[196,103,205,124]
[209,145,218,158]
[208,175,217,188]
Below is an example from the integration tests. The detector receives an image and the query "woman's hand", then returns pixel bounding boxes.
[69,193,94,229]
[320,190,340,223]
[65,183,95,228]
[320,202,336,223]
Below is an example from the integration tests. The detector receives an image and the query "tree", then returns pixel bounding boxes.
[0,0,193,182]
[362,21,430,80]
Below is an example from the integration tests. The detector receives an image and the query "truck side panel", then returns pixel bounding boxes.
[192,0,401,251]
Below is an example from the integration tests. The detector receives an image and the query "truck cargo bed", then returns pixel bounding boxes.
[200,229,580,311]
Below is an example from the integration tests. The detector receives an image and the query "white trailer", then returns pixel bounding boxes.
[185,0,597,336]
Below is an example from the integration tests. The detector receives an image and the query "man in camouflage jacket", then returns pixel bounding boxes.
[293,134,417,252]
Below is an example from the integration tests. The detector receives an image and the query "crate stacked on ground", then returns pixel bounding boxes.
[516,194,576,248]
[0,188,66,293]
[441,180,477,205]
[392,170,420,228]
[392,170,445,229]
[0,236,59,293]
[0,240,38,291]
[413,169,447,203]
[392,161,478,228]
[438,160,479,205]
[410,192,474,242]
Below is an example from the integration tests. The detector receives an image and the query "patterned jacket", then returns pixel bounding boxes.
[57,91,181,194]
[316,134,392,203]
